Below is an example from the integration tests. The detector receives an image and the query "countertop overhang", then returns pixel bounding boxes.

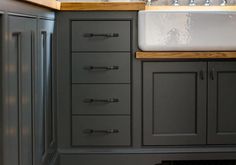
[136,52,236,59]
[22,0,146,10]
[60,2,145,11]
[22,0,236,11]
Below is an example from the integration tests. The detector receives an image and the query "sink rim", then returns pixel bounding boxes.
[143,6,236,12]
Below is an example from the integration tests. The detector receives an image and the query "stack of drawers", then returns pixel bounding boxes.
[71,20,131,146]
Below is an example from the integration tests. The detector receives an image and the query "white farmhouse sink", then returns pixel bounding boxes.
[138,10,236,51]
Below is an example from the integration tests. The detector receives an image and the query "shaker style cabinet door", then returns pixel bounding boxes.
[208,62,236,145]
[143,62,207,146]
[8,15,36,165]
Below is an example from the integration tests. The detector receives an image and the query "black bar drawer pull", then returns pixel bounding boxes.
[84,33,119,38]
[210,69,215,80]
[83,98,119,103]
[84,66,119,71]
[83,129,120,134]
[199,70,204,80]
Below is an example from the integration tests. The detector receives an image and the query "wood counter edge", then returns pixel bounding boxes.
[23,0,61,10]
[60,2,146,11]
[136,52,236,59]
[20,1,236,11]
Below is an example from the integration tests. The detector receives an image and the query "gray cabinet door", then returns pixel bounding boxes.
[8,15,36,165]
[35,19,55,165]
[208,62,236,145]
[143,62,207,146]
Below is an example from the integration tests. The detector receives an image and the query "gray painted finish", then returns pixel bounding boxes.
[72,116,131,146]
[35,19,56,165]
[57,12,136,149]
[8,15,36,165]
[143,62,207,145]
[59,153,236,165]
[72,21,130,52]
[60,154,162,165]
[72,84,130,115]
[208,62,236,145]
[56,11,236,163]
[72,53,130,84]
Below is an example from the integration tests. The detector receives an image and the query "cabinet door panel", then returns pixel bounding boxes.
[208,62,236,144]
[143,62,207,146]
[8,16,36,165]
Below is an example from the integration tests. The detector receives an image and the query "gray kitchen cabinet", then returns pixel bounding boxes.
[57,12,236,165]
[143,61,236,146]
[8,15,37,165]
[6,16,56,165]
[208,62,236,145]
[143,62,207,146]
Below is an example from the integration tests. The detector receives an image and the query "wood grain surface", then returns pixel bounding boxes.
[23,0,61,10]
[136,52,236,59]
[60,2,145,11]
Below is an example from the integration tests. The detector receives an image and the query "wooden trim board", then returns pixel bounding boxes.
[136,52,236,59]
[60,2,145,11]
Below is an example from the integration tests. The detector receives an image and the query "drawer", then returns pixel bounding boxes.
[72,84,130,115]
[60,154,162,165]
[71,20,130,52]
[72,116,130,146]
[72,53,130,83]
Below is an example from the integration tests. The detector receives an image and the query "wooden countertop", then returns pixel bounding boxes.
[136,52,236,59]
[23,0,61,10]
[60,2,145,11]
[22,0,145,11]
[22,0,236,11]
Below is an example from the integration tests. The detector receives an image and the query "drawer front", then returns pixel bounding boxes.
[72,53,130,83]
[72,116,130,146]
[71,21,130,52]
[72,84,130,115]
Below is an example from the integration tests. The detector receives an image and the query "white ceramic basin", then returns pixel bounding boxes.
[138,10,236,51]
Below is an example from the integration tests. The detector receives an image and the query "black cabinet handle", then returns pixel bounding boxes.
[83,98,119,103]
[199,70,204,80]
[84,33,119,38]
[83,129,120,134]
[210,69,215,80]
[84,66,119,71]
